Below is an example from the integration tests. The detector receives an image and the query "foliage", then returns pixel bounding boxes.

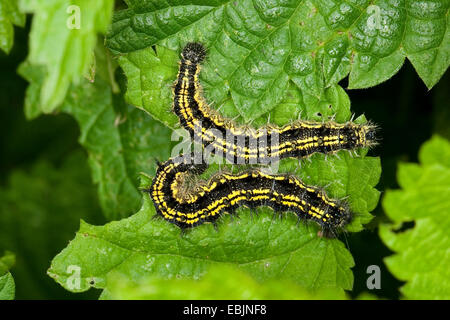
[18,56,173,220]
[102,265,346,300]
[108,0,449,107]
[0,251,15,300]
[0,0,25,54]
[380,136,450,299]
[19,0,114,112]
[0,0,448,300]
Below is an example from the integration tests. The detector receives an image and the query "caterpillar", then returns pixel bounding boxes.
[145,42,379,235]
[146,153,351,236]
[173,42,377,165]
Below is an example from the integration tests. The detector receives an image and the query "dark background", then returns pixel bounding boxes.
[0,18,448,300]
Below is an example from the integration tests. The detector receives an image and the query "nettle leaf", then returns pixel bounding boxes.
[18,60,173,220]
[107,1,449,116]
[0,0,25,54]
[19,0,114,113]
[117,45,179,127]
[102,265,346,299]
[0,273,15,300]
[0,251,15,300]
[380,136,450,299]
[0,251,15,276]
[17,60,47,120]
[60,79,173,220]
[48,180,355,294]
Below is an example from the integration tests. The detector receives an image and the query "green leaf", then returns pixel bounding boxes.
[117,45,179,128]
[348,50,406,89]
[90,42,120,93]
[0,252,15,300]
[380,135,450,299]
[17,60,46,120]
[102,265,347,299]
[19,0,114,113]
[60,79,173,220]
[48,184,355,294]
[18,61,173,220]
[107,1,449,119]
[403,1,450,90]
[355,292,379,300]
[0,251,15,276]
[0,273,15,300]
[0,0,25,53]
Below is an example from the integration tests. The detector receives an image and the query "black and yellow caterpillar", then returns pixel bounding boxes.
[148,153,351,235]
[145,42,377,235]
[173,42,377,164]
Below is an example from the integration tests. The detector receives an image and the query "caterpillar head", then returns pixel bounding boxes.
[343,122,378,149]
[319,202,352,238]
[363,123,379,147]
[182,42,206,63]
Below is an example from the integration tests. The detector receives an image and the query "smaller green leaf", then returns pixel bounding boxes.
[419,134,450,167]
[18,59,173,220]
[0,252,15,300]
[0,273,15,300]
[0,0,25,54]
[355,292,379,300]
[0,251,15,276]
[19,0,114,112]
[380,135,450,299]
[102,265,347,300]
[17,61,46,120]
[90,41,120,93]
[117,45,179,128]
[403,1,450,90]
[61,79,173,220]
